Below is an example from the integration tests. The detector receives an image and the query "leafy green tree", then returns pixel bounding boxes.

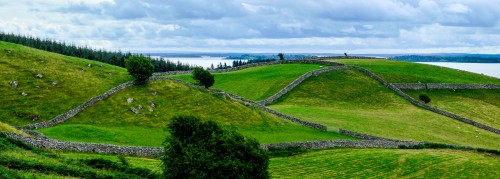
[419,94,431,104]
[192,67,215,88]
[278,53,285,61]
[125,55,154,84]
[162,116,269,179]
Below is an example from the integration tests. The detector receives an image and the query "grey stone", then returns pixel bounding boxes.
[51,81,58,86]
[127,98,134,103]
[149,107,154,112]
[30,115,40,121]
[88,64,92,67]
[21,92,28,96]
[151,91,157,96]
[130,107,139,114]
[9,81,18,88]
[35,74,43,78]
[138,105,142,109]
[147,101,155,108]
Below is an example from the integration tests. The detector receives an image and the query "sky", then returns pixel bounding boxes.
[1,0,500,54]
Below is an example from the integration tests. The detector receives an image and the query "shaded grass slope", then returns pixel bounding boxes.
[170,64,325,101]
[405,89,500,129]
[270,148,500,178]
[269,70,500,149]
[332,59,500,84]
[39,80,354,146]
[0,41,132,126]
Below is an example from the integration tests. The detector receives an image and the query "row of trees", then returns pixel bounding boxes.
[0,32,193,72]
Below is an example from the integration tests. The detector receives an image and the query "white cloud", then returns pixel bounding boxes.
[445,3,470,14]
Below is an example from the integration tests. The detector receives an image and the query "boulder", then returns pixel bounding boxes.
[35,74,43,78]
[130,107,139,114]
[88,64,92,67]
[151,91,158,96]
[138,105,142,109]
[21,92,28,96]
[127,98,134,103]
[30,115,40,121]
[147,101,155,108]
[52,81,58,86]
[9,81,18,88]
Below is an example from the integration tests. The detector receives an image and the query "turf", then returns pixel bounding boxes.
[39,80,355,146]
[0,41,132,126]
[268,70,500,149]
[0,122,27,135]
[269,148,500,178]
[170,64,325,101]
[405,89,500,129]
[331,59,500,84]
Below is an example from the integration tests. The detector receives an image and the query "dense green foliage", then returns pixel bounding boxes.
[125,55,154,84]
[419,94,431,104]
[0,41,132,126]
[163,116,269,178]
[171,64,324,100]
[269,70,500,149]
[269,148,500,178]
[39,80,353,146]
[405,89,500,129]
[278,53,284,60]
[0,33,192,72]
[192,67,215,88]
[333,59,500,84]
[391,55,500,63]
[0,134,160,178]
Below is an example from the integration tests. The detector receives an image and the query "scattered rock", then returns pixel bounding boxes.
[108,72,113,76]
[38,60,45,63]
[35,86,40,88]
[79,68,85,72]
[9,81,18,88]
[197,103,201,106]
[130,107,139,114]
[244,102,251,107]
[88,64,92,67]
[149,107,154,112]
[151,91,158,96]
[21,92,28,96]
[138,105,142,109]
[35,74,43,78]
[127,98,134,103]
[52,81,58,86]
[7,49,13,53]
[147,101,155,108]
[30,115,40,121]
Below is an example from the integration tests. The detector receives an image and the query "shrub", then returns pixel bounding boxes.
[162,116,269,178]
[278,53,285,61]
[419,94,431,104]
[125,55,154,84]
[192,67,215,88]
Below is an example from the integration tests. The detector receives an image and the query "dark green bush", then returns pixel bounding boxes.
[192,67,215,88]
[162,116,269,179]
[418,94,431,104]
[125,55,155,84]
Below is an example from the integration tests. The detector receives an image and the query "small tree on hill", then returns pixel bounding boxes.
[125,55,154,84]
[419,94,431,104]
[192,67,214,88]
[162,116,269,178]
[278,53,285,61]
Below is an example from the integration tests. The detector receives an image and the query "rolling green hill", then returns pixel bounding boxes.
[39,80,354,146]
[270,148,500,178]
[170,64,325,101]
[0,41,132,126]
[405,89,500,129]
[331,59,500,84]
[268,70,500,149]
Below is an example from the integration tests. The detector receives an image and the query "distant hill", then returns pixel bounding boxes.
[390,55,500,63]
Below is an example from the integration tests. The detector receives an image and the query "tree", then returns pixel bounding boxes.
[419,94,431,104]
[192,67,215,88]
[125,55,154,84]
[162,116,269,179]
[278,53,285,61]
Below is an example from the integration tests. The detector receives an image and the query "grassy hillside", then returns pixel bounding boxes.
[170,64,325,100]
[331,59,500,84]
[39,80,355,146]
[270,148,500,178]
[0,122,26,135]
[268,70,500,149]
[405,89,500,129]
[0,41,132,126]
[0,134,161,178]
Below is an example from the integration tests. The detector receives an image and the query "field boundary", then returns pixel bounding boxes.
[392,83,500,90]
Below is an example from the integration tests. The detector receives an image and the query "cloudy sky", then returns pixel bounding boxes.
[1,0,499,53]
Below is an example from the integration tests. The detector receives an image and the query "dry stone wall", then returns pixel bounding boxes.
[393,83,500,90]
[261,140,423,150]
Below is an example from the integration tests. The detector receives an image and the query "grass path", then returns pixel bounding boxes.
[270,148,500,178]
[269,70,500,149]
[332,59,500,84]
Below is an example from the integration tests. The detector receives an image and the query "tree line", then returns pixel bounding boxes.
[0,32,194,72]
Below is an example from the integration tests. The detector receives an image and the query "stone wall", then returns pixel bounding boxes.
[23,81,136,130]
[261,140,423,150]
[339,128,400,141]
[392,83,500,90]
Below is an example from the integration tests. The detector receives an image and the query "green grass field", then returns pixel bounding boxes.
[270,148,500,178]
[170,64,325,101]
[39,80,355,146]
[405,89,500,129]
[331,59,500,84]
[268,70,500,149]
[0,41,132,126]
[0,122,26,135]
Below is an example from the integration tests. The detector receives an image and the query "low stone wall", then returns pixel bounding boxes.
[392,83,500,90]
[258,66,350,105]
[3,132,163,157]
[23,81,136,130]
[349,66,500,134]
[339,129,400,141]
[261,140,423,150]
